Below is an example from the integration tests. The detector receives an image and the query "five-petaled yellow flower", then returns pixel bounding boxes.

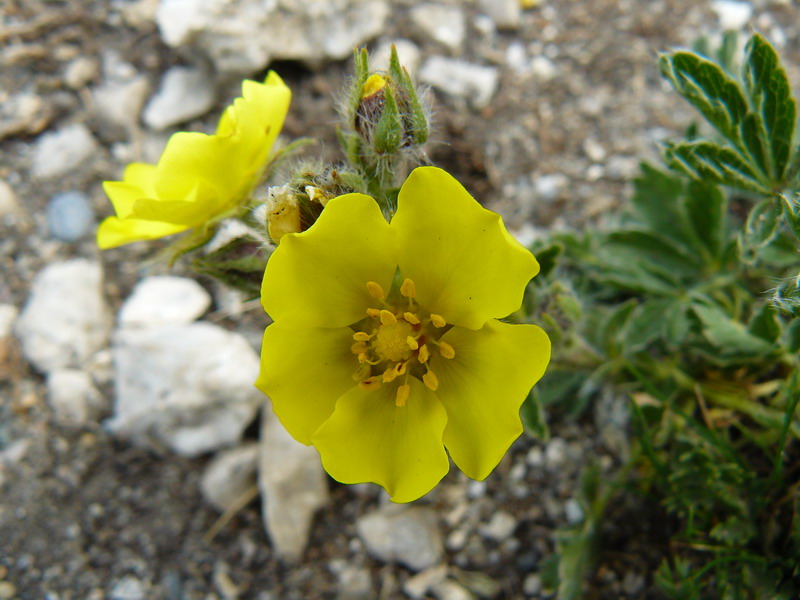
[256,166,551,502]
[97,71,291,249]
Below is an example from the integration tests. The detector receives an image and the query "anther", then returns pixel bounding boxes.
[396,384,410,407]
[403,312,421,325]
[400,278,416,298]
[366,281,385,300]
[379,310,397,325]
[430,314,447,328]
[438,341,455,359]
[382,366,399,383]
[422,368,439,391]
[394,361,407,376]
[418,344,430,364]
[353,331,371,342]
[406,336,419,350]
[358,376,383,390]
[367,308,381,318]
[351,341,368,354]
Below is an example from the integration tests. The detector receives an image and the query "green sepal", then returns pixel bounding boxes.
[372,85,402,155]
[191,237,270,299]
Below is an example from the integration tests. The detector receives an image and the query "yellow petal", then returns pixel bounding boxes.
[393,167,540,329]
[430,320,550,480]
[312,377,449,503]
[96,216,188,249]
[262,193,397,328]
[256,322,358,445]
[131,182,219,226]
[102,163,157,219]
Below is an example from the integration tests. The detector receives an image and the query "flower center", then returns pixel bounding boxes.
[350,278,456,407]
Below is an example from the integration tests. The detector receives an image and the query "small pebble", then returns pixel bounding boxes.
[564,498,584,524]
[0,179,19,217]
[47,191,94,242]
[523,573,541,596]
[31,123,98,179]
[0,581,16,599]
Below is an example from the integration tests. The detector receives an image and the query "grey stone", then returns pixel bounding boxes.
[534,173,568,202]
[92,75,150,132]
[31,123,98,179]
[110,575,146,600]
[411,4,466,51]
[0,305,18,338]
[0,180,18,218]
[106,322,262,457]
[64,56,99,89]
[371,39,422,76]
[0,92,52,140]
[564,498,584,525]
[142,66,216,131]
[522,573,541,596]
[201,443,259,512]
[480,511,517,541]
[47,191,94,242]
[334,564,373,600]
[478,0,521,29]
[156,0,389,74]
[46,369,104,425]
[118,276,211,328]
[15,259,112,373]
[433,580,473,600]
[259,407,329,562]
[419,57,499,109]
[356,505,443,571]
[544,437,568,469]
[530,55,557,81]
[404,565,447,599]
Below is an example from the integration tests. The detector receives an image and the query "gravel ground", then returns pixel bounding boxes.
[2,1,799,598]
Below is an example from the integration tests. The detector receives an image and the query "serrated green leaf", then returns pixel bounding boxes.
[623,298,676,352]
[665,301,692,346]
[631,163,694,247]
[604,229,704,278]
[740,111,771,177]
[743,33,796,182]
[693,303,776,357]
[743,197,782,249]
[780,193,800,242]
[660,51,748,143]
[684,180,728,261]
[600,299,638,356]
[748,302,781,343]
[665,141,770,193]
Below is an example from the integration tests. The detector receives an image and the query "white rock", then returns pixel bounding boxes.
[534,173,568,202]
[106,322,261,457]
[31,123,99,179]
[433,580,472,600]
[0,92,50,140]
[522,573,541,595]
[478,0,521,29]
[583,137,606,162]
[259,408,329,562]
[119,276,211,328]
[201,442,259,512]
[480,510,517,541]
[142,66,216,131]
[419,56,499,109]
[0,304,18,338]
[564,498,584,524]
[411,4,466,52]
[404,565,448,599]
[64,56,99,89]
[530,55,557,81]
[46,369,104,425]
[110,575,146,600]
[356,505,443,571]
[15,259,112,373]
[156,0,389,74]
[544,436,568,468]
[92,75,150,131]
[711,0,753,30]
[371,39,422,76]
[335,565,373,600]
[0,179,18,218]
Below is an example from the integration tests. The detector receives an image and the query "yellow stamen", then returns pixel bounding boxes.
[359,375,383,390]
[358,352,368,363]
[367,308,381,318]
[418,344,430,364]
[394,361,407,376]
[382,365,399,383]
[353,331,371,342]
[400,278,416,298]
[379,310,397,325]
[351,341,368,354]
[366,281,385,300]
[406,336,419,350]
[438,340,455,359]
[422,368,439,391]
[430,314,447,328]
[403,312,420,325]
[396,384,410,407]
[352,364,371,382]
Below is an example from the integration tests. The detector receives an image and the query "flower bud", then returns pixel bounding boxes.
[265,184,301,244]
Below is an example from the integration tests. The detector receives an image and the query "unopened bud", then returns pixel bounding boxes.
[265,184,301,244]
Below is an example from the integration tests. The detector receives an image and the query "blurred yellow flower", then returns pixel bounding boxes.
[256,166,551,502]
[97,71,291,249]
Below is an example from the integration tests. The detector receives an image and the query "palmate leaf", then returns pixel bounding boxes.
[743,33,796,182]
[692,302,777,359]
[659,51,748,144]
[684,179,728,261]
[665,140,771,194]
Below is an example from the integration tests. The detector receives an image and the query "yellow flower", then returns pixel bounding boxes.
[256,166,551,502]
[97,71,291,249]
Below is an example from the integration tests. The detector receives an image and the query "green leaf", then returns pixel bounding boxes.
[780,193,800,242]
[743,33,796,182]
[785,318,800,353]
[748,302,781,343]
[520,389,550,441]
[684,180,728,261]
[739,111,771,177]
[665,141,770,194]
[742,197,782,250]
[623,298,677,352]
[603,230,703,278]
[693,303,776,358]
[631,164,694,248]
[660,51,748,143]
[531,243,562,279]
